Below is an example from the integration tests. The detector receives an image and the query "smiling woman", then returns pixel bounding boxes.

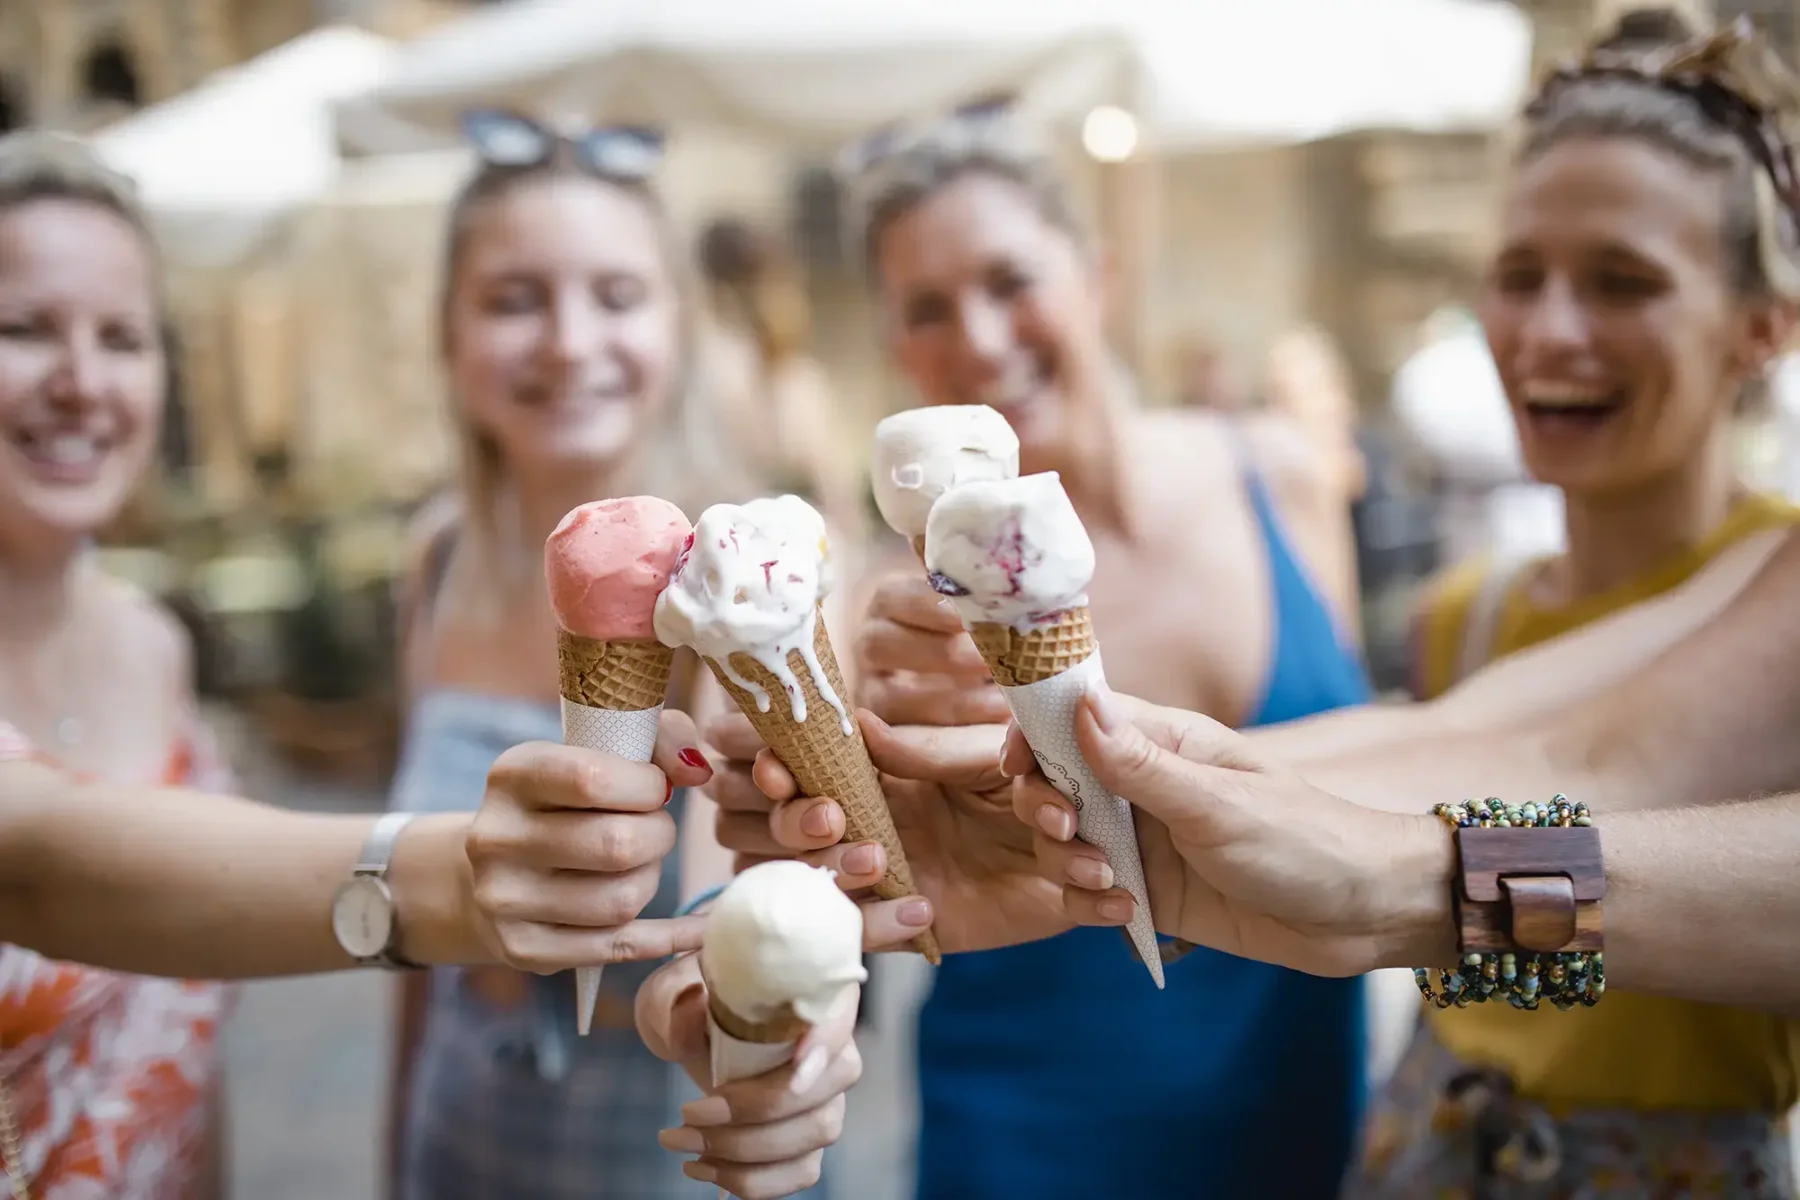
[1379,9,1800,1197]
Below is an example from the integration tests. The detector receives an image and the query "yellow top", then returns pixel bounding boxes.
[1411,490,1800,1112]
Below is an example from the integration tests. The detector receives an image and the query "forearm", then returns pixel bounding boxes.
[1387,795,1800,1017]
[0,762,489,978]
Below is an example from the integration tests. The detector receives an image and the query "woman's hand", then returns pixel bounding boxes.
[1010,687,1458,977]
[705,709,1068,955]
[636,953,861,1199]
[853,572,1010,727]
[466,711,716,972]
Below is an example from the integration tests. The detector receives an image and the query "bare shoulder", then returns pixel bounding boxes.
[1128,409,1326,504]
[97,576,195,697]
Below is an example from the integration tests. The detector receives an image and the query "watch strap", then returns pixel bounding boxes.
[354,811,424,969]
[355,811,418,879]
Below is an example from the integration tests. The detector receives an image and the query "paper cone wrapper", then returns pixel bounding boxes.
[705,989,810,1087]
[703,613,940,964]
[557,629,677,1034]
[970,611,1164,987]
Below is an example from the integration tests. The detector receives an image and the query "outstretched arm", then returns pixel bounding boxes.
[1304,527,1800,813]
[1250,526,1790,766]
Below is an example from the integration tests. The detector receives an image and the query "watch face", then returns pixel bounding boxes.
[332,876,395,960]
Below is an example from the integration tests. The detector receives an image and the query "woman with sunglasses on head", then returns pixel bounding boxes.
[754,103,1372,1199]
[384,112,832,1200]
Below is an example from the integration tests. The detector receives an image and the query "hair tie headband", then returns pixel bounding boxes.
[1528,16,1800,226]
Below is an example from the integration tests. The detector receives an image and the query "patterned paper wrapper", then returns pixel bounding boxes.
[1001,651,1164,988]
[556,629,674,1036]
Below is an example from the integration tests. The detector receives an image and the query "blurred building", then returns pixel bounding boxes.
[0,0,482,133]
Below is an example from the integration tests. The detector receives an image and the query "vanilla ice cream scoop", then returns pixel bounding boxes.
[702,861,868,1025]
[654,494,851,730]
[871,405,1020,539]
[924,472,1095,630]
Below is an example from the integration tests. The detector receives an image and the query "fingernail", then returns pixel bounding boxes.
[898,898,933,926]
[1086,683,1120,734]
[843,843,880,875]
[664,778,674,806]
[1035,803,1074,841]
[789,1044,829,1094]
[1097,896,1134,923]
[1068,856,1113,890]
[681,1094,731,1127]
[678,747,709,770]
[658,1127,705,1153]
[681,1160,717,1184]
[801,800,835,838]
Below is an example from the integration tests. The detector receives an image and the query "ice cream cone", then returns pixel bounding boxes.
[557,629,676,1034]
[703,613,940,964]
[967,608,1164,988]
[702,962,812,1088]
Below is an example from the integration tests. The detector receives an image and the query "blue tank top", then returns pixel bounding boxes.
[913,463,1372,1200]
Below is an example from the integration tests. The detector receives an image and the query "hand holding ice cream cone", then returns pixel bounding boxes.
[924,472,1166,986]
[545,496,691,1034]
[637,863,866,1198]
[655,495,940,963]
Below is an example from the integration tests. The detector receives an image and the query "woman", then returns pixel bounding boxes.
[1362,11,1800,1195]
[840,111,1371,1198]
[383,110,794,1199]
[0,128,233,1200]
[0,719,861,1200]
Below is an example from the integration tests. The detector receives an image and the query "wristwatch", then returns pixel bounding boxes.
[331,811,425,969]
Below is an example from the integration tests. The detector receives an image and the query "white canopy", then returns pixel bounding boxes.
[94,26,397,264]
[335,0,1532,155]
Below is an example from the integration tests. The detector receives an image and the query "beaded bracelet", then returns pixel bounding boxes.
[1413,795,1606,1012]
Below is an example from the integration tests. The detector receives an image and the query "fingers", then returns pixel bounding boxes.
[1000,722,1035,777]
[751,749,798,803]
[487,740,675,813]
[1059,884,1141,929]
[856,895,937,951]
[665,989,864,1200]
[1073,687,1245,834]
[864,572,969,636]
[489,914,708,974]
[470,806,678,874]
[634,953,706,1063]
[1010,770,1076,843]
[476,859,665,929]
[653,709,716,789]
[856,617,991,679]
[858,672,1012,727]
[703,712,766,764]
[860,711,1009,791]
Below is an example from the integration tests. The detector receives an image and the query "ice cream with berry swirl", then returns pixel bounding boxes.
[922,472,1095,631]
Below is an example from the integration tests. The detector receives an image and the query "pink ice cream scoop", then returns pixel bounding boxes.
[545,497,692,639]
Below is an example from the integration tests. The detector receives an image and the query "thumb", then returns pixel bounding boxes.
[1073,687,1247,835]
[662,980,711,1065]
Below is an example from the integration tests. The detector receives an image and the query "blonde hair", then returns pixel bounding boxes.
[846,116,1086,284]
[436,158,750,590]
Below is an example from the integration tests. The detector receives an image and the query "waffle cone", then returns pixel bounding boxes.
[968,607,1097,686]
[707,991,811,1045]
[557,629,674,710]
[704,614,940,964]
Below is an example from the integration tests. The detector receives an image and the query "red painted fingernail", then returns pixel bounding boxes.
[664,779,674,805]
[678,748,707,769]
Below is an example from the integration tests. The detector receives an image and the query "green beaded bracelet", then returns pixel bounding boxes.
[1413,794,1606,1012]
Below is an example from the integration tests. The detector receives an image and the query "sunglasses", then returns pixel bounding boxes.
[459,108,666,180]
[836,91,1017,178]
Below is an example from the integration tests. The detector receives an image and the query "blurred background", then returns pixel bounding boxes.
[19,0,1800,1194]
